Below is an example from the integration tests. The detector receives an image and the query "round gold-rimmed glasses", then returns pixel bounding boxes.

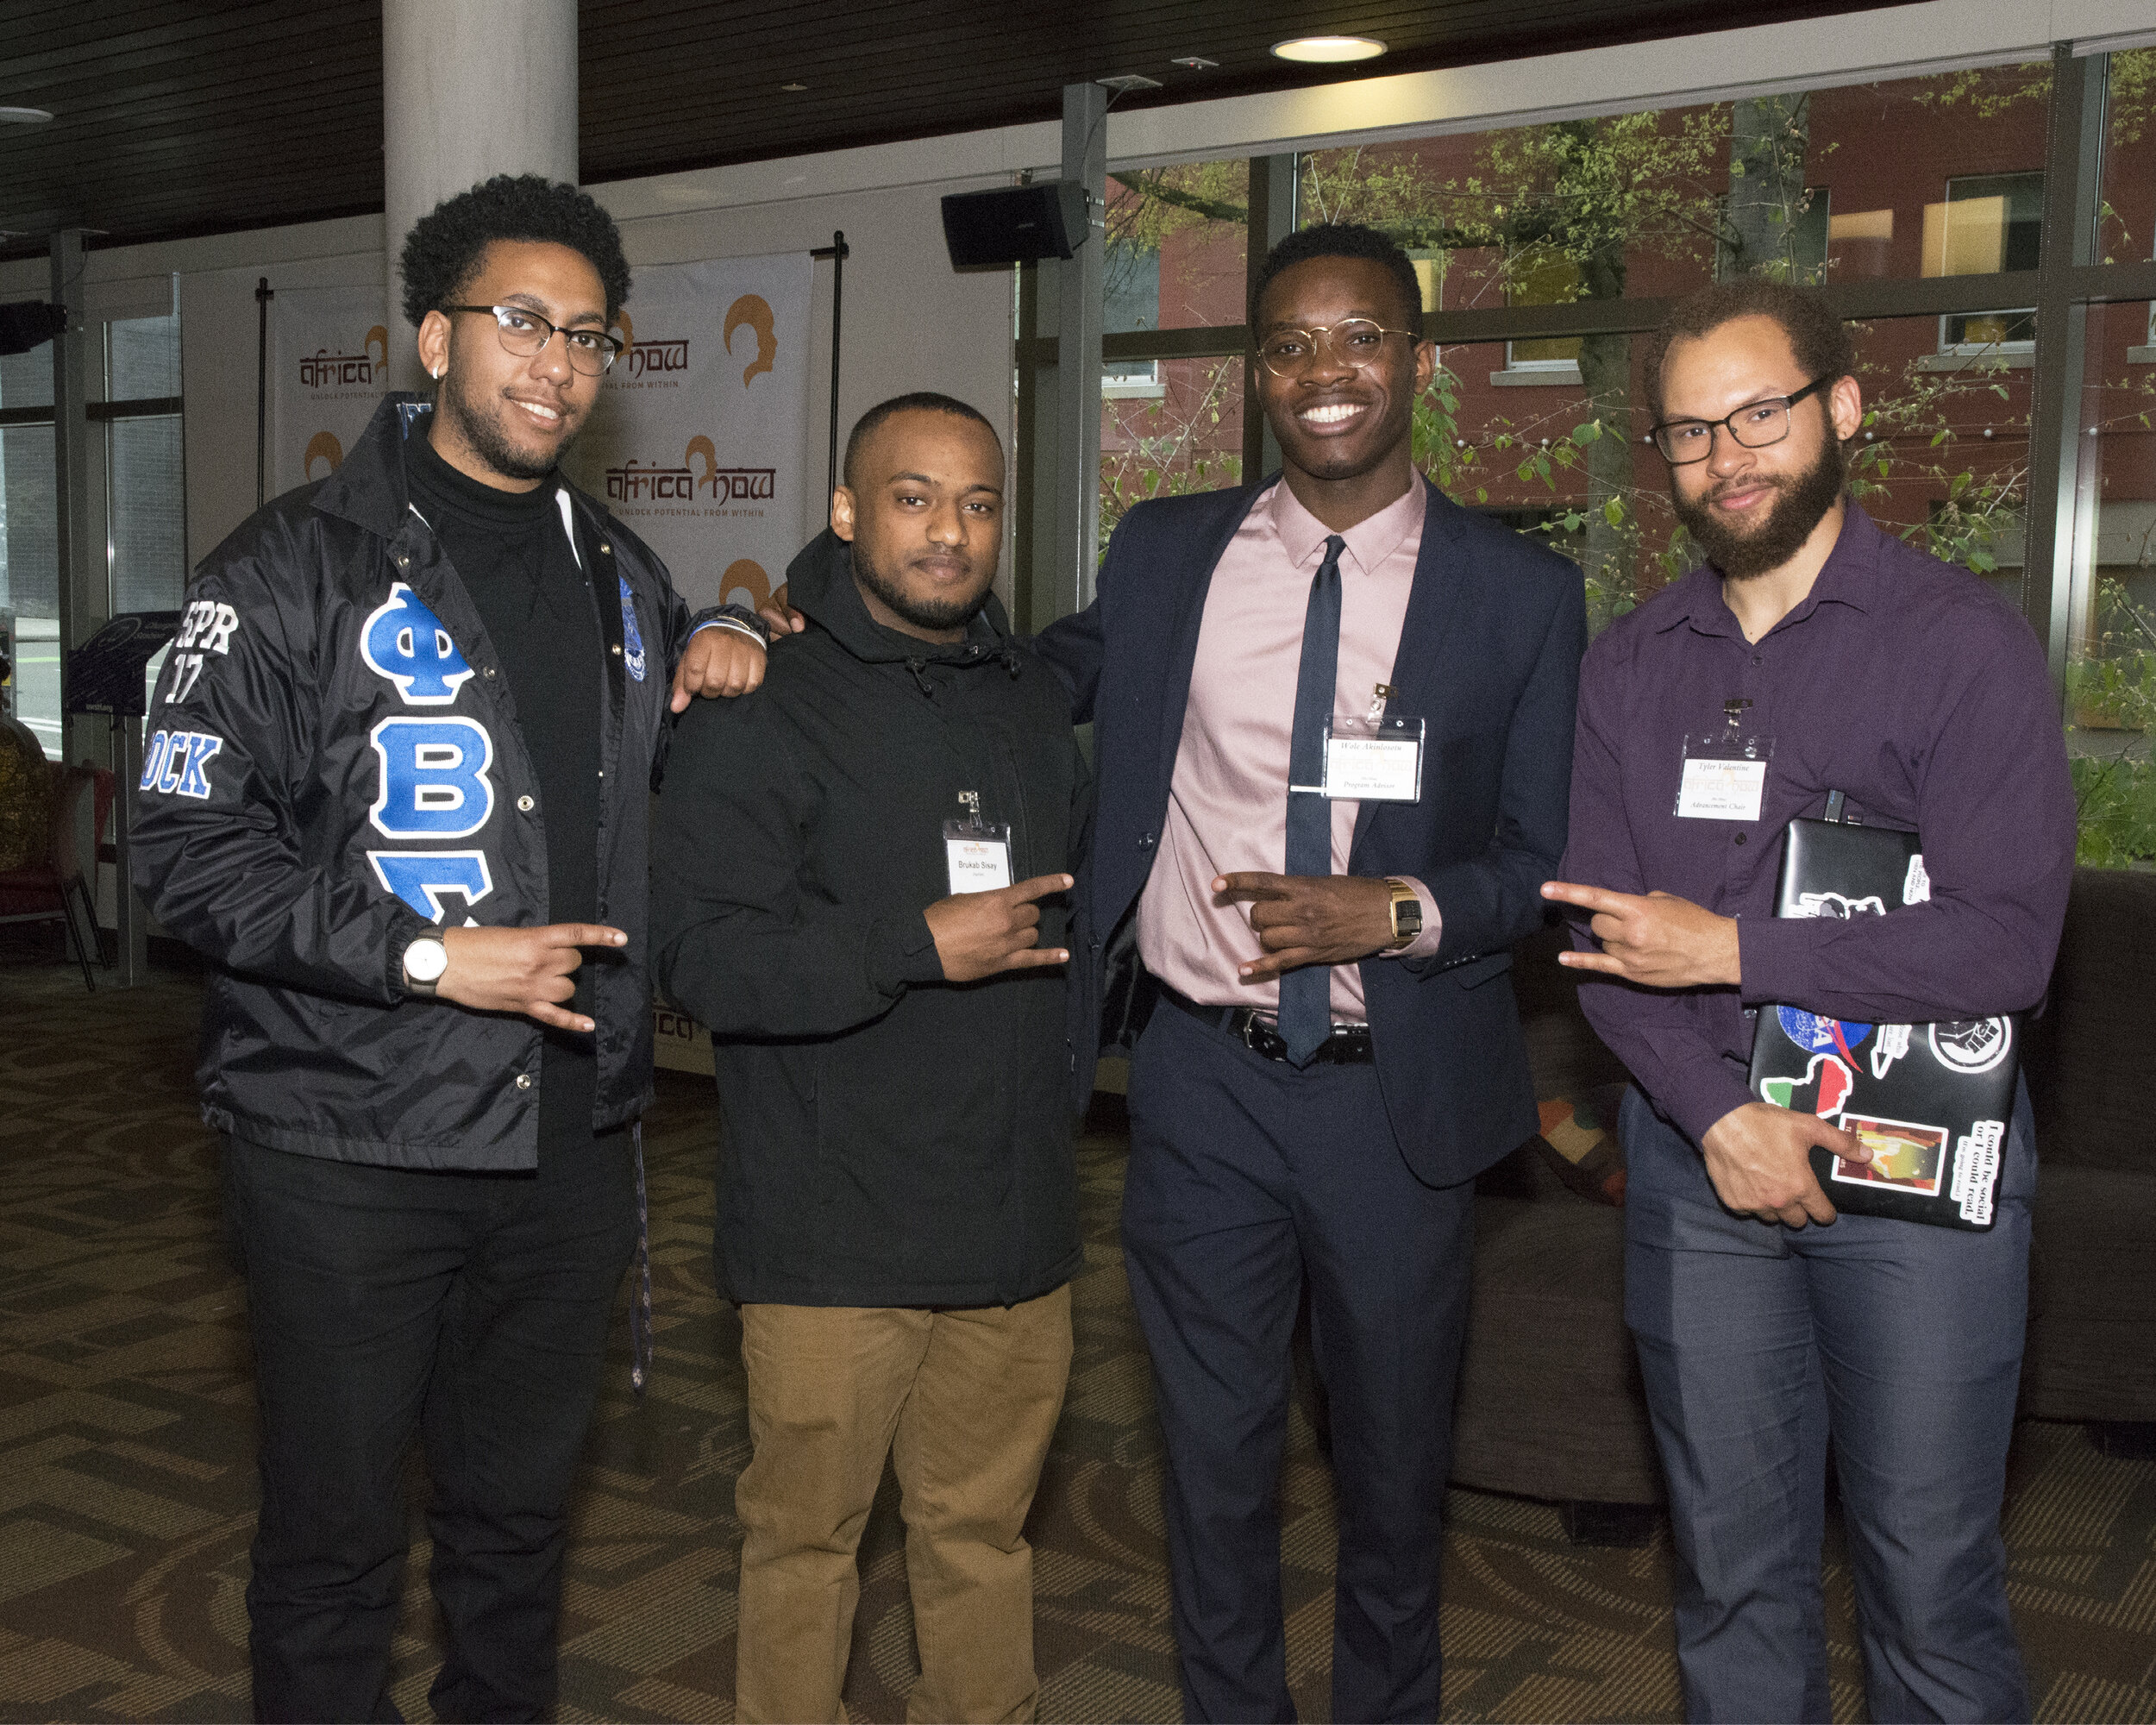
[1255,318,1420,380]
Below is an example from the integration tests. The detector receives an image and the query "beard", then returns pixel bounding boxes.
[851,538,989,633]
[1672,432,1847,580]
[437,371,570,485]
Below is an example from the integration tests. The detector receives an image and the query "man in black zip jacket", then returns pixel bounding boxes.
[131,178,767,1723]
[652,393,1087,1725]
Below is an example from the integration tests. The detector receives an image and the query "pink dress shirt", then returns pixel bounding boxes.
[1137,478,1442,1023]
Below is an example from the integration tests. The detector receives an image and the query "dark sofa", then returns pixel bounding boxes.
[1447,868,2156,1527]
[2021,867,2156,1434]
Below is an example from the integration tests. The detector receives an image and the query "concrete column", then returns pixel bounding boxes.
[381,0,579,391]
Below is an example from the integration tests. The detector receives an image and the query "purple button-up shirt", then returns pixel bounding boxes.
[1560,504,2076,1147]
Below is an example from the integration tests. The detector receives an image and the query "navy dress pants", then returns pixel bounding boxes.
[1122,1001,1476,1724]
[222,1133,637,1724]
[1622,1082,2034,1724]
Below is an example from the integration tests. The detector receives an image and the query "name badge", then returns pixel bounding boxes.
[943,791,1012,894]
[1677,756,1768,821]
[1320,713,1426,803]
[944,833,1012,894]
[1675,721,1774,822]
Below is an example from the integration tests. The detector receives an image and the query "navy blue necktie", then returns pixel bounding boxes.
[1280,534,1344,1066]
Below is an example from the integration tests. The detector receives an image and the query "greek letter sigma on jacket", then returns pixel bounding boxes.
[131,393,749,1171]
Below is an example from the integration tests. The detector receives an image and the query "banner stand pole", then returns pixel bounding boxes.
[810,232,849,500]
[254,278,273,508]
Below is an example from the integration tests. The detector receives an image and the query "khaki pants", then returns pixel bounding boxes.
[733,1285,1074,1725]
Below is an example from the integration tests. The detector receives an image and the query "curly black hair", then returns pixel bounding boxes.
[397,173,633,329]
[1642,279,1857,423]
[1248,223,1423,334]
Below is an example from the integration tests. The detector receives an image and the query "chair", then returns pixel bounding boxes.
[0,718,112,989]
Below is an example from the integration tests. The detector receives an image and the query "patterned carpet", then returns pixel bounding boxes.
[3,940,2156,1722]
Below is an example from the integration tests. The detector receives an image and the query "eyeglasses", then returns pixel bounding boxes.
[1256,318,1420,380]
[444,304,624,376]
[1645,376,1833,464]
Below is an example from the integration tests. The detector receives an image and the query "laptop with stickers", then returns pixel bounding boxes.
[1745,796,2018,1231]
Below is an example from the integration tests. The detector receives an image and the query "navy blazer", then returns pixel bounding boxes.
[1037,475,1588,1189]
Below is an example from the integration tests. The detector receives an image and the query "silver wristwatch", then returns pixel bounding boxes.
[402,932,449,997]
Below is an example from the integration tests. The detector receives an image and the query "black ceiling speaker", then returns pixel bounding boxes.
[941,181,1091,267]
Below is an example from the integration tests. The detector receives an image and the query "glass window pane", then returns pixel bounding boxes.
[1842,312,2030,612]
[2064,298,2156,869]
[0,341,53,411]
[1103,162,1249,334]
[1100,356,1244,543]
[2099,49,2156,270]
[1408,336,1658,635]
[1925,172,2045,276]
[110,415,186,614]
[1,423,60,756]
[1507,248,1583,369]
[108,310,181,401]
[1296,63,2053,336]
[1,423,58,620]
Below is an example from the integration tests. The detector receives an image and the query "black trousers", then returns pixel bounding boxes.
[1121,1000,1476,1724]
[222,1132,637,1724]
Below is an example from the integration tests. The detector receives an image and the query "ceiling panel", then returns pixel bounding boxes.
[0,0,1912,264]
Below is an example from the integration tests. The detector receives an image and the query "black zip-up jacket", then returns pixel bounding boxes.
[651,530,1088,1308]
[132,393,745,1170]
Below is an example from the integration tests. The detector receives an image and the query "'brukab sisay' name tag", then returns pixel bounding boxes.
[943,824,1013,894]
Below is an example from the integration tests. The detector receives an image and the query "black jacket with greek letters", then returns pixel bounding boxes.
[132,392,738,1170]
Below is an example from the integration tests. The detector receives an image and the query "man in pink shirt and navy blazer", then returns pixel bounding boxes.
[1035,224,1587,1722]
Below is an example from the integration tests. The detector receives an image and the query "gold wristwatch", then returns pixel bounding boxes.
[1383,878,1423,950]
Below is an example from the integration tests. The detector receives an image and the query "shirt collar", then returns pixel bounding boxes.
[1266,474,1427,577]
[1655,499,1882,637]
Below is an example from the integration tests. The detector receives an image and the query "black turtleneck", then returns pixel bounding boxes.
[404,425,603,1165]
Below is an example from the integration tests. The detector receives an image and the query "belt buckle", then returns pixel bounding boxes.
[1241,1013,1288,1061]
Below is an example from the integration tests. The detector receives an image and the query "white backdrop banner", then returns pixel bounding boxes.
[562,254,814,614]
[266,285,391,501]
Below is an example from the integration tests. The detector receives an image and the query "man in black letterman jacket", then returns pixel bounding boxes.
[131,177,766,1724]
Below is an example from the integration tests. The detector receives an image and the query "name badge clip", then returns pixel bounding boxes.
[943,790,1013,894]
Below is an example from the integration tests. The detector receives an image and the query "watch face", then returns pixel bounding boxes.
[1391,886,1422,941]
[405,937,448,982]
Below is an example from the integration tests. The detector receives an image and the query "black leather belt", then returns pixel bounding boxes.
[1158,984,1375,1065]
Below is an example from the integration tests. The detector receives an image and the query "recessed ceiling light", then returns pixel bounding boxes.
[0,107,54,124]
[780,82,807,92]
[1270,35,1387,64]
[1169,56,1219,70]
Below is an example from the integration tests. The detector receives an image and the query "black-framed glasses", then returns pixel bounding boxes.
[444,304,624,376]
[1644,375,1834,464]
[1256,318,1420,380]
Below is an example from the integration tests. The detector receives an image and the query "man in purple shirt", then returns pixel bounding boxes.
[1545,279,2074,1722]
